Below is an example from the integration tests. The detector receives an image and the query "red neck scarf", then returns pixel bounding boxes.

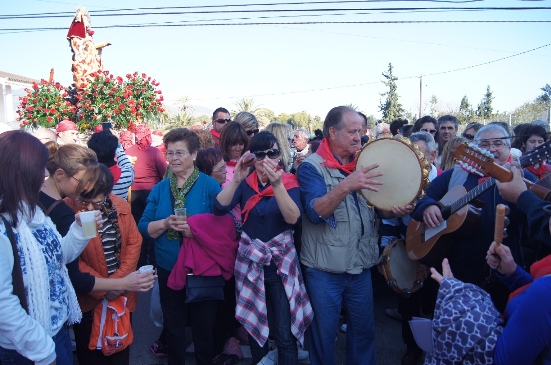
[241,170,299,223]
[210,129,221,140]
[476,154,513,184]
[509,254,551,302]
[316,138,357,175]
[226,160,238,167]
[527,162,548,180]
[108,165,122,184]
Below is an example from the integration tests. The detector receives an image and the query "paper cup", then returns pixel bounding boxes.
[79,211,97,238]
[139,265,154,274]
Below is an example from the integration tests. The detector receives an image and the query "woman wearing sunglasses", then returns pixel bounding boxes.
[214,131,313,364]
[65,164,143,365]
[234,111,260,141]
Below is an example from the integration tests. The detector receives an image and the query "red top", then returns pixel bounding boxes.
[125,144,167,190]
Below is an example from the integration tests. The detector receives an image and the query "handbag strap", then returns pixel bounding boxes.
[44,199,64,217]
[0,215,28,313]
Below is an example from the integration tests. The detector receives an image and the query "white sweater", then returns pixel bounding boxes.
[0,210,89,365]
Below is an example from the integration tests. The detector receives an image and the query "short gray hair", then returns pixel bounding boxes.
[475,124,511,146]
[294,128,309,140]
[409,132,436,153]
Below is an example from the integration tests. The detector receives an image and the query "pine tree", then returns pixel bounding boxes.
[379,63,404,123]
[476,85,494,121]
[459,95,473,124]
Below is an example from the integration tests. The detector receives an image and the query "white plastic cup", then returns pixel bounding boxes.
[174,207,186,217]
[79,211,97,238]
[139,265,154,274]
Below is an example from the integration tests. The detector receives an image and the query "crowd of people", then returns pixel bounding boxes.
[0,107,550,365]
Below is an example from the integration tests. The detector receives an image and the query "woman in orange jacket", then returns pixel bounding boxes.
[65,164,143,365]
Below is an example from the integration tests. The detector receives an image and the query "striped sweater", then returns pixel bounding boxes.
[112,146,134,200]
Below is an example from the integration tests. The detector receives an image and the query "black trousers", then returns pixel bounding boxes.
[157,266,218,365]
[73,310,131,365]
[131,189,156,266]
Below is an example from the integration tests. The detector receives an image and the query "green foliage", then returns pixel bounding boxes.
[232,98,261,115]
[511,101,548,126]
[379,63,404,123]
[476,85,494,121]
[459,95,474,124]
[537,84,551,106]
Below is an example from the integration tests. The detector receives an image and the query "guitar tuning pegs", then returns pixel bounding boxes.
[503,228,508,239]
[503,216,510,228]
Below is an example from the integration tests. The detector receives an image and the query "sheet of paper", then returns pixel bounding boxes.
[424,220,447,241]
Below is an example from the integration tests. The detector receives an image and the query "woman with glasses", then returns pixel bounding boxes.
[139,128,222,365]
[461,122,483,141]
[196,148,227,186]
[220,122,249,188]
[65,164,143,365]
[234,111,260,141]
[214,131,313,364]
[0,131,102,365]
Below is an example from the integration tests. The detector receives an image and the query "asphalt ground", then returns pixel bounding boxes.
[75,269,408,365]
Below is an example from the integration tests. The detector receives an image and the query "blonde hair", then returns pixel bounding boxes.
[46,143,100,191]
[264,122,293,172]
[234,111,259,130]
[439,136,467,171]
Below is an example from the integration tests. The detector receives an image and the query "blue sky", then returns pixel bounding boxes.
[1,0,550,119]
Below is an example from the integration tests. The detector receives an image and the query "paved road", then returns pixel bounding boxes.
[76,270,407,364]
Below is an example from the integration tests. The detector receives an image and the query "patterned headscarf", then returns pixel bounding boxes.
[135,124,152,151]
[119,130,135,150]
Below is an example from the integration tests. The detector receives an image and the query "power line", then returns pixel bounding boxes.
[1,19,549,34]
[1,6,550,19]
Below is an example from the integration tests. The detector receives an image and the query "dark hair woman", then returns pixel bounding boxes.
[214,131,313,364]
[0,131,102,365]
[220,122,248,188]
[196,148,226,185]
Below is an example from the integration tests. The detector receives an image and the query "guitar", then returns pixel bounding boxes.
[405,177,495,266]
[453,143,551,201]
[519,140,551,168]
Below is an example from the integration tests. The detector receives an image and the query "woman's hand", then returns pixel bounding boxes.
[486,241,516,276]
[232,152,255,183]
[122,270,157,292]
[163,215,194,238]
[430,258,454,284]
[260,158,283,187]
[104,290,124,301]
[75,210,104,229]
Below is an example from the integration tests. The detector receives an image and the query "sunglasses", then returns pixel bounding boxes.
[421,128,437,134]
[464,134,475,140]
[252,149,280,160]
[214,118,231,124]
[246,129,260,136]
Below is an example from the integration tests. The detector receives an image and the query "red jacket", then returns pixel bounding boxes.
[66,194,142,312]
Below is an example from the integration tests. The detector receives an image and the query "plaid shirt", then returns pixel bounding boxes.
[235,230,313,348]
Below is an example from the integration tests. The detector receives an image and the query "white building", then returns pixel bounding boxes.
[0,71,39,128]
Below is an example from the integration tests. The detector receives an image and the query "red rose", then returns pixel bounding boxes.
[114,109,120,115]
[50,108,56,114]
[47,117,52,122]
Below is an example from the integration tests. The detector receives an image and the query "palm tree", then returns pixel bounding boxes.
[232,98,261,115]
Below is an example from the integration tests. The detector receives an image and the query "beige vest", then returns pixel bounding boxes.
[300,153,379,274]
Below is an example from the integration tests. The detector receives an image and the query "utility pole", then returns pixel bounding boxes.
[419,75,423,117]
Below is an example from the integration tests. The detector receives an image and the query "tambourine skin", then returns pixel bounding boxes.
[379,239,429,297]
[355,136,430,210]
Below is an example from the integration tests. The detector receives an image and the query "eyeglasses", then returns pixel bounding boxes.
[246,129,260,136]
[252,149,280,160]
[212,165,227,174]
[76,196,106,210]
[477,140,506,149]
[464,134,475,140]
[71,175,84,185]
[214,118,231,124]
[421,128,437,134]
[166,150,188,159]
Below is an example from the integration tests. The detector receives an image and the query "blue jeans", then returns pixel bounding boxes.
[0,325,73,365]
[305,268,376,365]
[248,260,298,365]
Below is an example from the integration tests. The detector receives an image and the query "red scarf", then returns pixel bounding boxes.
[477,155,513,184]
[241,170,299,223]
[226,160,238,167]
[316,138,357,176]
[210,129,221,140]
[509,254,551,302]
[527,162,549,180]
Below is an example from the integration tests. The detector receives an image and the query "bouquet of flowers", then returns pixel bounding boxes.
[77,70,164,131]
[17,80,76,129]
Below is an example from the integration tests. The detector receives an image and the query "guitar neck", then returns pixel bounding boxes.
[443,177,496,217]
